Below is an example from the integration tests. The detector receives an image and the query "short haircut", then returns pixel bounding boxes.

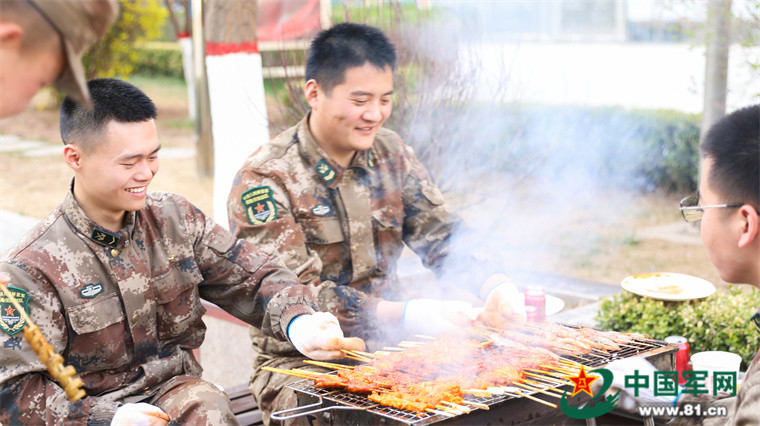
[305,22,397,94]
[700,104,760,209]
[0,0,59,51]
[60,78,157,152]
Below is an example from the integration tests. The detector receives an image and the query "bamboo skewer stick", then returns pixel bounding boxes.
[438,402,467,414]
[426,408,455,417]
[340,350,373,362]
[462,400,490,410]
[261,366,326,379]
[397,341,424,348]
[0,283,86,402]
[464,389,492,398]
[524,371,573,387]
[514,390,557,409]
[302,360,354,370]
[515,382,562,399]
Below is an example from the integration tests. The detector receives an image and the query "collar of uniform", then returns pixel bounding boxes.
[62,182,136,250]
[297,116,343,188]
[297,115,375,188]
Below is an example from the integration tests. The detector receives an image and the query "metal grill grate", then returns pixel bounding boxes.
[288,378,519,425]
[285,336,676,425]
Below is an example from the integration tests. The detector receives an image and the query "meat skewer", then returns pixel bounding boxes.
[0,283,86,402]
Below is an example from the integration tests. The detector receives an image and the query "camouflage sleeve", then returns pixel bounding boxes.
[400,146,497,294]
[182,196,317,341]
[732,352,760,425]
[0,264,119,424]
[227,169,374,335]
[228,169,324,284]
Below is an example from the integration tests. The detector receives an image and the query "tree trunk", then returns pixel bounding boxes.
[204,0,269,226]
[191,0,213,178]
[700,0,733,145]
[205,0,257,44]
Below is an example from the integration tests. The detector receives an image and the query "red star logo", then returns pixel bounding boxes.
[255,203,265,213]
[4,306,15,316]
[567,366,599,397]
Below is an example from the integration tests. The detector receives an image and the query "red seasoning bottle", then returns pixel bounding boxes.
[524,286,546,322]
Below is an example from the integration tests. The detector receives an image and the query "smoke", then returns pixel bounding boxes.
[388,4,671,298]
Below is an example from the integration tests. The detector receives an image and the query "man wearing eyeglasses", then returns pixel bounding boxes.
[674,104,760,424]
[0,0,118,118]
[610,105,760,425]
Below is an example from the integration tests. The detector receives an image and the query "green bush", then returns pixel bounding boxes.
[395,104,701,195]
[133,42,184,80]
[83,0,168,79]
[595,288,760,367]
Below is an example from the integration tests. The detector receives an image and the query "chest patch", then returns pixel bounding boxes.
[80,283,104,299]
[311,204,331,217]
[242,185,278,225]
[0,286,30,336]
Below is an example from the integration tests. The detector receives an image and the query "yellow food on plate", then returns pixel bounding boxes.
[632,273,663,279]
[646,284,683,295]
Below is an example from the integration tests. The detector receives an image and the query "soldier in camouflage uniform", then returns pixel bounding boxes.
[0,79,360,425]
[227,23,520,425]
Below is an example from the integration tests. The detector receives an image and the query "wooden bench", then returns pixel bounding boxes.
[224,382,264,426]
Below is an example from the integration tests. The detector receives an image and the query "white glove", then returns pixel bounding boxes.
[402,299,473,337]
[483,274,526,321]
[111,403,170,426]
[287,312,366,360]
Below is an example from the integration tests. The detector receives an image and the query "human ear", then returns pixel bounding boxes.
[63,144,82,171]
[0,21,24,45]
[304,79,320,109]
[737,205,759,248]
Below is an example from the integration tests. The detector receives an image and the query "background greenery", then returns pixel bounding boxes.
[596,288,760,367]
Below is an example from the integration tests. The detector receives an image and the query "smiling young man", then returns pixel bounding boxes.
[227,23,519,425]
[0,79,360,425]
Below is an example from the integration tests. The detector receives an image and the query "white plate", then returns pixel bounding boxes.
[520,293,565,316]
[621,272,716,301]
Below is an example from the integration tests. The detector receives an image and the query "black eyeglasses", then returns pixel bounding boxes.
[679,192,743,223]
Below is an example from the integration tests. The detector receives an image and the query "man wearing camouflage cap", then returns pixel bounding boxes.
[228,22,521,425]
[0,0,118,118]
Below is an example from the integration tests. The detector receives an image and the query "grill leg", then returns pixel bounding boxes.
[585,418,597,426]
[643,416,656,426]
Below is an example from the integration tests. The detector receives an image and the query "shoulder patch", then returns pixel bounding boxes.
[0,286,30,336]
[242,186,278,225]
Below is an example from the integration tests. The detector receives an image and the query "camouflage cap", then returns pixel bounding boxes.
[26,0,119,108]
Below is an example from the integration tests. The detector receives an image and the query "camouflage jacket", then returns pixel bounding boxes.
[228,116,486,355]
[0,189,316,424]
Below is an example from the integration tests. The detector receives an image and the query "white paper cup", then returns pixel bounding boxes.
[691,351,742,373]
[690,351,742,393]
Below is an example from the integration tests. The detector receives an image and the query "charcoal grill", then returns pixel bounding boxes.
[272,336,677,425]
